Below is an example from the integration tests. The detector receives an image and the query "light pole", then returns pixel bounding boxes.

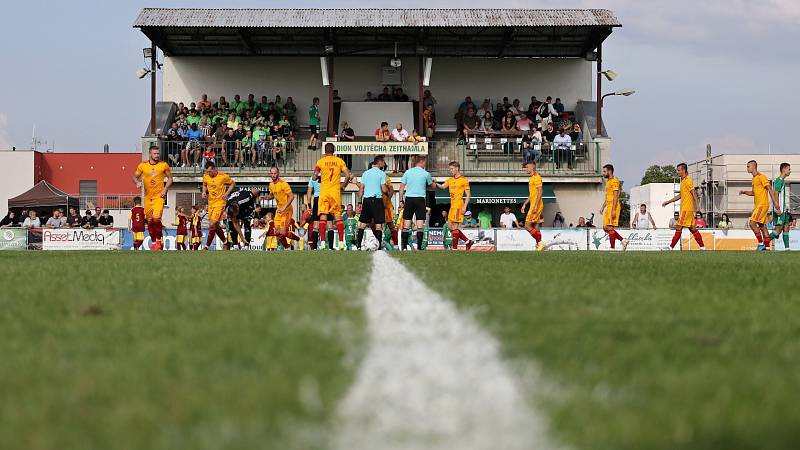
[138,45,159,136]
[597,88,636,137]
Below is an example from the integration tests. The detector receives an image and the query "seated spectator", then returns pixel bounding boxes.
[694,212,707,228]
[66,207,80,227]
[272,135,286,164]
[530,127,543,142]
[458,96,474,113]
[98,209,114,228]
[226,112,240,130]
[718,213,733,229]
[0,211,19,227]
[340,122,355,141]
[669,211,680,229]
[542,122,557,143]
[365,91,376,102]
[230,94,243,111]
[493,102,506,123]
[500,110,517,132]
[509,99,522,120]
[80,210,98,229]
[197,94,212,112]
[395,88,409,102]
[480,111,495,132]
[184,123,204,168]
[569,123,583,143]
[407,129,425,143]
[377,87,392,101]
[283,97,297,121]
[239,129,256,167]
[222,128,238,165]
[202,144,217,166]
[374,122,391,142]
[502,97,511,108]
[521,133,541,163]
[575,216,595,228]
[499,207,519,229]
[527,96,541,118]
[23,210,41,229]
[462,108,480,136]
[390,123,408,142]
[553,128,573,169]
[477,99,491,118]
[554,98,565,115]
[462,211,478,228]
[516,113,533,132]
[199,117,212,138]
[45,209,62,228]
[553,211,566,228]
[94,206,102,218]
[214,96,228,111]
[423,104,436,138]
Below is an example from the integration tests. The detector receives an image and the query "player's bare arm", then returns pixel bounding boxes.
[738,190,754,196]
[462,189,471,214]
[521,198,530,214]
[160,172,173,198]
[132,173,143,189]
[599,198,606,214]
[611,190,619,219]
[436,180,449,189]
[398,184,406,201]
[224,180,236,199]
[649,213,656,228]
[692,189,701,212]
[201,181,208,199]
[662,193,680,207]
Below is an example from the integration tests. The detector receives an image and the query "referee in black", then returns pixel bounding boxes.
[356,156,389,249]
[399,155,436,250]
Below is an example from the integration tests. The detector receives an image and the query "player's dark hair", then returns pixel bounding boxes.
[373,155,385,164]
[602,164,614,173]
[205,161,216,169]
[324,143,335,154]
[747,160,757,166]
[780,162,790,171]
[148,145,159,152]
[133,196,141,204]
[380,121,389,127]
[415,155,427,165]
[676,163,687,172]
[449,161,460,169]
[524,160,537,167]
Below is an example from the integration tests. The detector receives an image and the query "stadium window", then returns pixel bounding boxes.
[79,180,97,211]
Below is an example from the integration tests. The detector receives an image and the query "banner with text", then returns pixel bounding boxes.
[0,228,28,250]
[328,141,428,155]
[41,228,121,250]
[496,229,589,251]
[589,228,677,251]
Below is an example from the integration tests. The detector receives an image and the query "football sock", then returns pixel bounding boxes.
[134,240,143,250]
[327,230,335,249]
[336,220,344,242]
[310,231,318,249]
[401,231,410,250]
[670,230,681,249]
[416,231,424,249]
[215,224,226,243]
[319,221,327,245]
[146,221,155,240]
[452,230,459,249]
[609,231,617,249]
[783,233,790,249]
[455,229,469,243]
[154,220,163,241]
[763,231,771,247]
[753,230,763,243]
[391,229,398,245]
[372,229,383,247]
[279,236,290,249]
[356,229,364,249]
[692,231,704,248]
[205,227,215,247]
[529,228,542,244]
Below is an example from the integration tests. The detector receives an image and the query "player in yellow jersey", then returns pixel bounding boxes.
[313,143,352,250]
[521,160,545,250]
[599,164,628,250]
[436,161,474,250]
[202,161,235,250]
[662,162,705,250]
[132,145,173,250]
[739,160,779,251]
[264,166,301,249]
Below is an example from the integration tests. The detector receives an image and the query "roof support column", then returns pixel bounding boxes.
[327,56,335,137]
[418,56,424,137]
[595,43,602,138]
[150,41,157,136]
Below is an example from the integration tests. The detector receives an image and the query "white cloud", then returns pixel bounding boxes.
[0,113,11,149]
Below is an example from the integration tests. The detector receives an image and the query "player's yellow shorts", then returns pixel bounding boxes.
[318,193,341,217]
[448,203,465,224]
[144,196,165,220]
[384,202,395,224]
[275,206,294,230]
[207,202,226,222]
[751,204,769,225]
[526,202,543,224]
[603,209,620,227]
[191,236,201,244]
[677,210,694,228]
[176,234,186,244]
[132,231,144,241]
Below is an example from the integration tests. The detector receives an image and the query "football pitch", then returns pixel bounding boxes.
[1,251,799,450]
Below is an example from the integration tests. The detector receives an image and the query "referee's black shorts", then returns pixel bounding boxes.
[310,197,319,222]
[359,197,386,224]
[403,197,427,221]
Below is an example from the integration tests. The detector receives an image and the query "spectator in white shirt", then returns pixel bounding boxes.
[44,209,65,228]
[23,210,41,229]
[499,206,519,229]
[390,123,409,142]
[668,211,679,230]
[538,96,556,129]
[552,129,573,169]
[631,204,657,229]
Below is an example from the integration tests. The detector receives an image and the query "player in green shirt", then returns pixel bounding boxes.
[477,210,492,229]
[769,162,792,251]
[307,97,320,150]
[344,212,358,250]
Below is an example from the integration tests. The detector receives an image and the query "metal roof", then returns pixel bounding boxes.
[134,8,621,28]
[134,8,620,58]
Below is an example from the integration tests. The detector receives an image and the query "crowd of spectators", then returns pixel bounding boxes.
[159,93,302,168]
[0,207,114,229]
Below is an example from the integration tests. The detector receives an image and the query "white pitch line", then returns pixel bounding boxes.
[333,251,560,450]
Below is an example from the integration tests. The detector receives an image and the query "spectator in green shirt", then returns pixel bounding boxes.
[284,97,297,121]
[477,210,492,229]
[229,94,242,112]
[462,211,478,228]
[274,95,284,111]
[239,129,256,167]
[308,97,320,150]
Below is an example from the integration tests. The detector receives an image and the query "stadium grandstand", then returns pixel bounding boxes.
[134,8,620,227]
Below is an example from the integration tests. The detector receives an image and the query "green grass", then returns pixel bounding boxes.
[398,252,800,450]
[0,252,368,450]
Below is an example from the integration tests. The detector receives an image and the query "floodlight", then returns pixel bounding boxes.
[390,57,402,68]
[615,88,636,96]
[601,69,617,81]
[143,47,153,59]
[320,57,329,86]
[136,68,150,79]
[422,57,433,86]
[323,44,335,54]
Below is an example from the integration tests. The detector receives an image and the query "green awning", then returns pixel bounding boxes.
[435,183,555,204]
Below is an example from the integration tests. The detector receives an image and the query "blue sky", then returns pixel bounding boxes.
[1,0,798,186]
